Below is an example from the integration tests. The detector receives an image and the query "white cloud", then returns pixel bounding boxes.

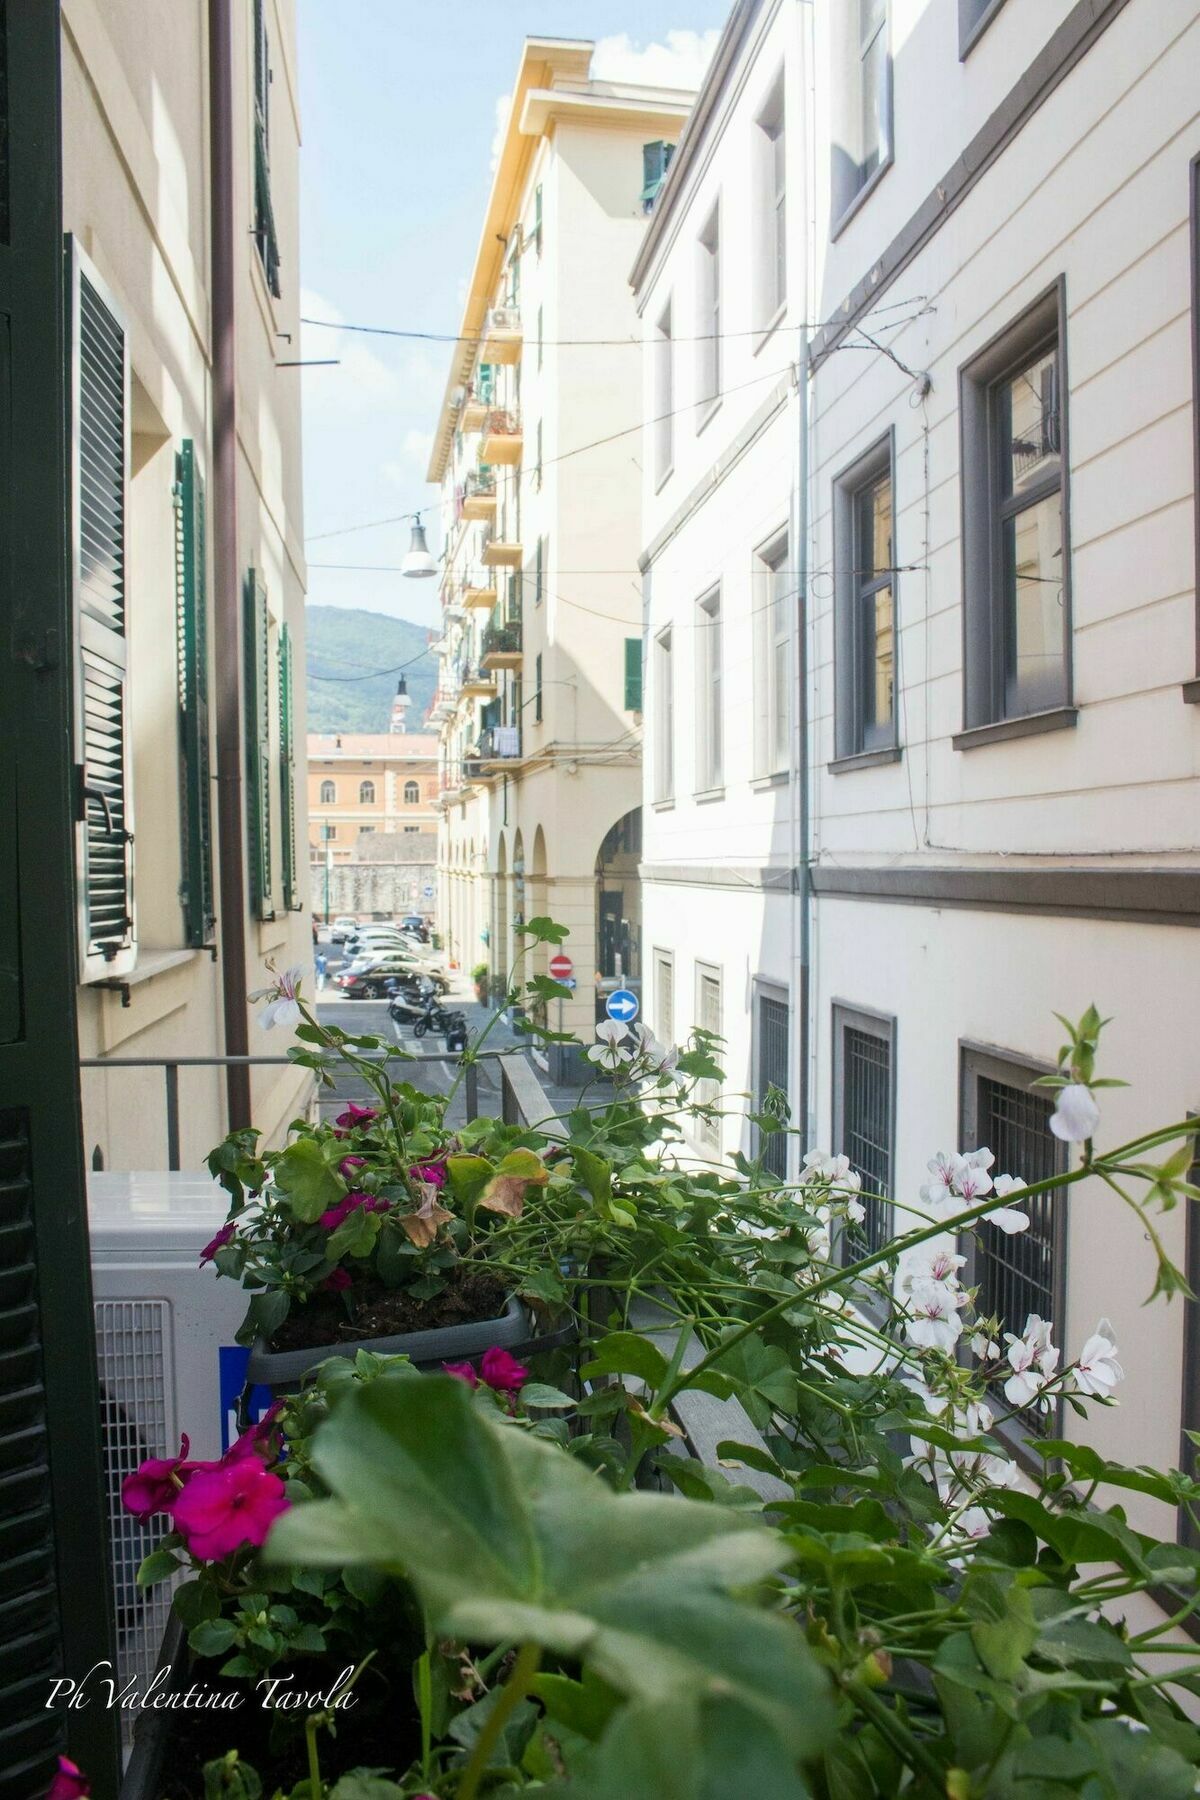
[381,429,434,488]
[489,92,512,173]
[591,30,720,93]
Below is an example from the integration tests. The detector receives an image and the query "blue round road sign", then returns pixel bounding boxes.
[605,987,639,1023]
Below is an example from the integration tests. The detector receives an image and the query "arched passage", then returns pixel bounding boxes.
[595,807,642,1024]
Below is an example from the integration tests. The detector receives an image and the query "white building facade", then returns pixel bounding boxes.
[635,0,1200,1532]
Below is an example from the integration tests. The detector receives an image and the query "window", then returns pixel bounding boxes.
[624,638,642,712]
[832,1003,895,1262]
[278,623,300,910]
[832,0,892,227]
[654,301,674,487]
[359,826,375,836]
[324,825,337,841]
[319,780,335,804]
[535,535,544,605]
[244,569,274,919]
[533,183,543,256]
[960,1045,1067,1435]
[654,628,674,802]
[833,436,897,760]
[696,205,721,420]
[403,780,420,804]
[695,588,722,791]
[359,780,376,805]
[174,440,215,948]
[754,986,790,1179]
[72,243,136,980]
[695,964,722,1149]
[654,949,674,1046]
[404,826,419,834]
[756,78,786,323]
[537,305,543,371]
[754,533,791,776]
[959,0,1008,56]
[959,284,1071,734]
[641,140,675,214]
[535,419,543,489]
[252,0,281,297]
[534,653,543,723]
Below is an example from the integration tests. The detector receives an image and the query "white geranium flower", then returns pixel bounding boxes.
[905,1277,966,1354]
[843,1194,866,1225]
[987,1172,1030,1236]
[919,1152,960,1206]
[1049,1083,1100,1144]
[1003,1313,1060,1410]
[250,963,304,1032]
[587,1019,633,1072]
[970,1329,1000,1361]
[955,1157,994,1203]
[633,1023,682,1084]
[1069,1319,1124,1399]
[953,1506,991,1543]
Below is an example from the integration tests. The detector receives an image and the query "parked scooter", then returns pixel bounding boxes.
[386,976,437,1026]
[412,999,468,1040]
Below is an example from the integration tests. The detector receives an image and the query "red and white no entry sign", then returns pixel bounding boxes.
[548,953,574,980]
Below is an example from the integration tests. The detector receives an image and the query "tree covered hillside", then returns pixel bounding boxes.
[305,606,438,734]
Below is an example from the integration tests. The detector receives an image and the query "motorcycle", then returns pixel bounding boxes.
[386,977,437,1026]
[413,1000,468,1040]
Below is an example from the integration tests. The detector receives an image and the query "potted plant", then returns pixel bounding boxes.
[471,962,489,1006]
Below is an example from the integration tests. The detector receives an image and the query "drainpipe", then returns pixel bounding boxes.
[209,0,251,1128]
[790,328,812,1158]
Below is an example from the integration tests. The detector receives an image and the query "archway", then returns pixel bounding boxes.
[595,807,642,1026]
[529,826,550,1028]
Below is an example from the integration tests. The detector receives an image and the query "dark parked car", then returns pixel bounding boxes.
[400,914,429,940]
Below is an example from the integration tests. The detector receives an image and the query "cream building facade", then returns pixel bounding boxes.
[308,731,440,868]
[428,39,691,1049]
[66,0,310,1170]
[635,0,1200,1536]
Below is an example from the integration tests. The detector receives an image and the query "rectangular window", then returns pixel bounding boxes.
[244,568,274,920]
[624,637,642,712]
[278,622,300,910]
[535,418,543,489]
[71,243,136,981]
[959,0,1008,56]
[174,440,215,947]
[534,182,543,256]
[833,436,897,760]
[959,284,1071,732]
[252,0,281,297]
[695,963,722,1149]
[654,301,674,487]
[654,627,674,802]
[755,986,790,1180]
[535,535,544,606]
[960,1045,1067,1435]
[756,78,786,323]
[696,204,721,421]
[537,304,544,371]
[832,0,892,227]
[695,588,722,791]
[534,652,543,723]
[832,1003,895,1262]
[654,949,674,1046]
[754,533,791,776]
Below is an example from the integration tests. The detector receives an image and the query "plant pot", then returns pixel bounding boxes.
[120,1614,187,1800]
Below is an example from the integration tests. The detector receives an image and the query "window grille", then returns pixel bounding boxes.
[833,1005,894,1262]
[756,992,790,1179]
[696,965,722,1149]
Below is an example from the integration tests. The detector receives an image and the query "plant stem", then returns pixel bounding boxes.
[304,1712,324,1800]
[845,1679,946,1792]
[456,1642,542,1800]
[417,1648,433,1781]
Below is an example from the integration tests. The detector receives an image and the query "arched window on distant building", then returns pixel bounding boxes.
[319,780,336,803]
[404,780,420,804]
[359,780,376,804]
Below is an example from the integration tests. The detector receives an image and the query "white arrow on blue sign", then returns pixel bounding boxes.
[605,988,639,1023]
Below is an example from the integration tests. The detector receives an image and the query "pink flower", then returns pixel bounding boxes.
[410,1161,447,1187]
[322,1268,352,1293]
[121,1436,198,1521]
[319,1191,389,1231]
[339,1155,367,1178]
[199,1221,236,1266]
[224,1401,285,1465]
[480,1348,528,1395]
[171,1458,290,1561]
[335,1102,378,1131]
[443,1360,478,1388]
[48,1758,90,1799]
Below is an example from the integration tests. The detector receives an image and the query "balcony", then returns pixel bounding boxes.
[480,606,523,670]
[481,525,523,570]
[461,467,497,521]
[476,723,522,764]
[460,367,496,431]
[463,572,498,609]
[481,304,522,364]
[481,408,523,467]
[460,663,498,699]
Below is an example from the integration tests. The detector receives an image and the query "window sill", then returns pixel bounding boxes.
[693,786,726,805]
[652,797,675,813]
[98,947,199,992]
[952,706,1077,751]
[831,151,894,243]
[959,0,1009,58]
[654,465,675,496]
[828,745,902,774]
[750,770,789,791]
[1183,678,1200,704]
[753,301,787,358]
[696,399,723,437]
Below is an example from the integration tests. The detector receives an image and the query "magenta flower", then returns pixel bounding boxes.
[322,1268,352,1293]
[48,1758,90,1799]
[121,1435,198,1521]
[335,1102,378,1131]
[481,1347,529,1395]
[319,1190,389,1231]
[410,1161,447,1187]
[224,1400,285,1466]
[443,1360,478,1388]
[339,1154,367,1178]
[171,1458,290,1562]
[199,1221,236,1267]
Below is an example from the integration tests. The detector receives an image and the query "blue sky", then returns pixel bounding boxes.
[298,3,729,631]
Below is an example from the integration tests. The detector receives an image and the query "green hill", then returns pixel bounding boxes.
[305,605,438,734]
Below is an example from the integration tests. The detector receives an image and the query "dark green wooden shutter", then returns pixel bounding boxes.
[72,246,136,980]
[535,535,543,605]
[244,570,274,919]
[534,182,543,255]
[535,652,543,722]
[278,621,300,911]
[624,637,643,712]
[174,440,215,946]
[252,0,280,297]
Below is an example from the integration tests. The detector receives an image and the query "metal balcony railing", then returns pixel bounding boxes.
[481,608,522,662]
[476,723,522,761]
[464,467,496,500]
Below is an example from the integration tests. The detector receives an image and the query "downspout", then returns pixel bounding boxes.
[209,0,251,1128]
[791,329,812,1155]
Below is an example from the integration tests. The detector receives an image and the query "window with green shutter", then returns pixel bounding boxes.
[174,441,215,946]
[244,569,274,919]
[624,637,643,712]
[535,652,543,723]
[71,242,136,981]
[534,183,543,256]
[278,621,301,911]
[253,0,281,297]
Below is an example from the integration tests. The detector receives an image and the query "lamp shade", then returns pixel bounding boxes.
[402,520,437,579]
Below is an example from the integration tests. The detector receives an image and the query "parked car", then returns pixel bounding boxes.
[336,954,423,998]
[329,916,358,943]
[400,914,429,941]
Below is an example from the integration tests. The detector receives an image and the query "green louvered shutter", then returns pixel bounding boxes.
[71,244,136,980]
[244,570,274,919]
[174,441,215,945]
[278,622,300,911]
[624,637,643,712]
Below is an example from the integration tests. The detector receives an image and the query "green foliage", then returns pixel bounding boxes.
[305,606,436,735]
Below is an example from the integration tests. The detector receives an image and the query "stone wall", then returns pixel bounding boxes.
[313,858,436,921]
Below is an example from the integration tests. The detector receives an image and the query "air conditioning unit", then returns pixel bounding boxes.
[88,1171,261,1741]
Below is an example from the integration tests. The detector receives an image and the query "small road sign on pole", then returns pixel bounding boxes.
[605,988,639,1023]
[548,953,574,981]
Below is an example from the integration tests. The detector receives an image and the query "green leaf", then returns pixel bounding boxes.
[444,1153,494,1207]
[522,915,570,944]
[581,1331,670,1390]
[518,1265,567,1308]
[173,1578,221,1629]
[189,1618,239,1658]
[520,1383,577,1410]
[327,1777,406,1800]
[272,1137,345,1224]
[969,1580,1037,1681]
[701,1333,798,1427]
[202,1751,263,1800]
[714,1440,787,1482]
[236,1287,291,1349]
[532,1669,621,1742]
[136,1548,181,1587]
[572,1146,613,1208]
[267,1373,832,1757]
[1033,1441,1182,1507]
